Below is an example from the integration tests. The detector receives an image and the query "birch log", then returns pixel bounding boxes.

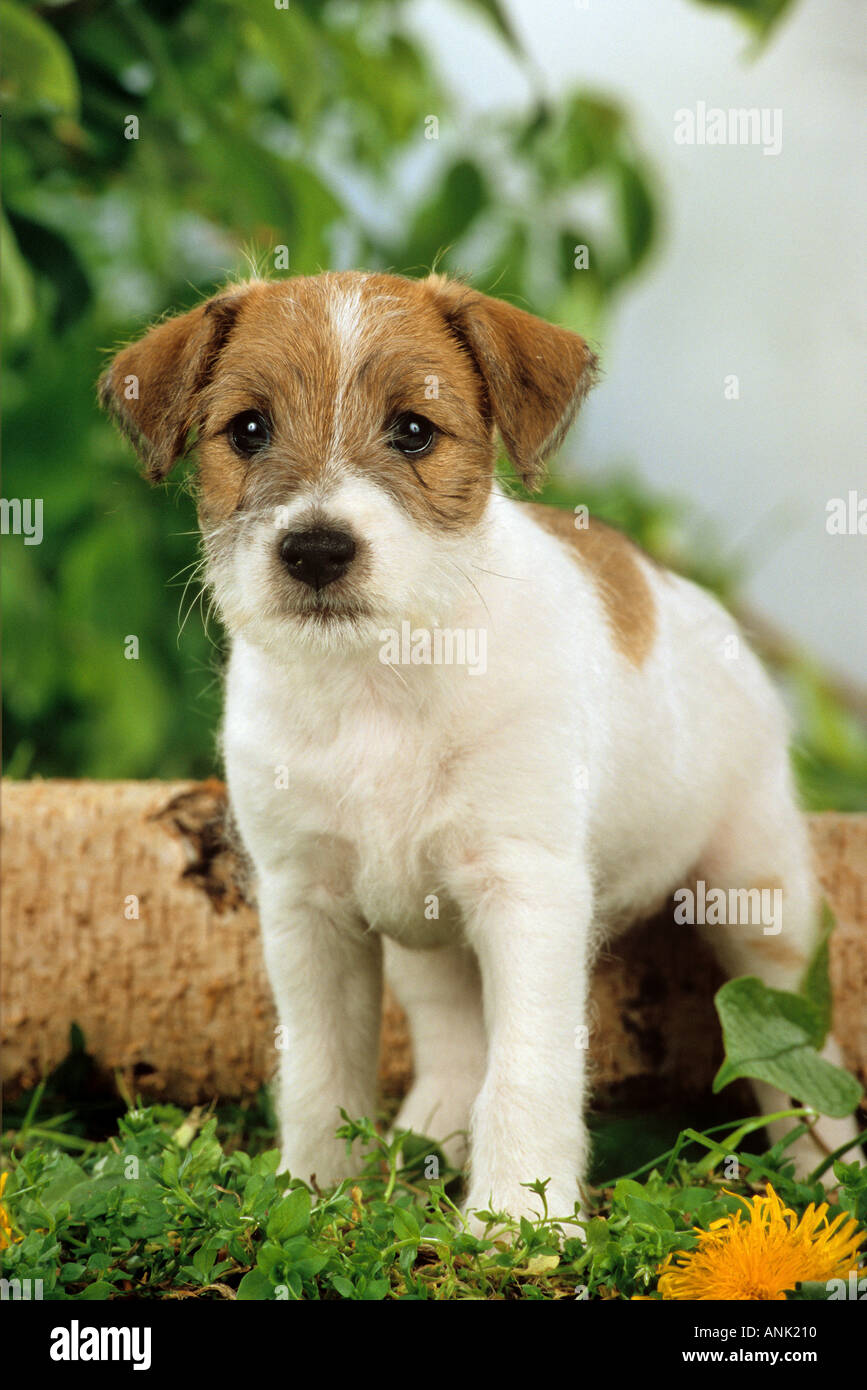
[2,780,865,1107]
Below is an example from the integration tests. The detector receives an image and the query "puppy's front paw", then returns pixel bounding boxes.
[392,1074,479,1170]
[278,1125,355,1191]
[462,1181,584,1241]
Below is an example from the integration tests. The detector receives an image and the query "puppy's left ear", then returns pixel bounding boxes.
[426,274,597,490]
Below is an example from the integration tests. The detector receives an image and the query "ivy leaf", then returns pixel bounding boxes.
[713,977,862,1117]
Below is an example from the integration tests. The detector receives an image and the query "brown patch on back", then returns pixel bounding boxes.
[526,502,657,666]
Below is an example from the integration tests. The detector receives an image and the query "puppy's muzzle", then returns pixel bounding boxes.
[280,527,356,591]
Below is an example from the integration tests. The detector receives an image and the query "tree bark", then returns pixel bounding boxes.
[2,780,865,1107]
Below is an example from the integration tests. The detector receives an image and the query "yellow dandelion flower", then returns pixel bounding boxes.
[655,1183,865,1301]
[0,1171,23,1251]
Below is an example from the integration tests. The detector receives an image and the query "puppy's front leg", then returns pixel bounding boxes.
[257,871,382,1188]
[453,845,593,1230]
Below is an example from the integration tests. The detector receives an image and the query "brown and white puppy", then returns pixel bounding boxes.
[101,271,860,1230]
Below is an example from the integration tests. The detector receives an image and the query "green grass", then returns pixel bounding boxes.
[3,1072,865,1301]
[3,966,864,1300]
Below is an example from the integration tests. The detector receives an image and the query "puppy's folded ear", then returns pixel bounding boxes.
[426,274,597,490]
[98,290,247,481]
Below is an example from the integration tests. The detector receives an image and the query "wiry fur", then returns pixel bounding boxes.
[100,271,860,1232]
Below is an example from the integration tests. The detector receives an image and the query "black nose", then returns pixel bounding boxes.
[280,527,356,590]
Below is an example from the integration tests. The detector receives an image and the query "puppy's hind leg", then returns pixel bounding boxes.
[694,757,863,1180]
[384,939,487,1171]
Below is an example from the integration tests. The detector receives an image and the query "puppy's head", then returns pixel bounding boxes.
[99,272,596,655]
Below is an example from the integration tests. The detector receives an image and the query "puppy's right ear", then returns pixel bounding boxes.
[98,290,246,482]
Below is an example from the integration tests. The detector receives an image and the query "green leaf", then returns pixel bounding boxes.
[236,1270,274,1301]
[713,977,862,1117]
[359,1277,389,1301]
[392,1206,420,1242]
[584,1217,609,1251]
[624,1194,675,1231]
[612,1178,648,1204]
[0,211,36,343]
[795,1280,832,1301]
[192,1236,223,1278]
[36,1156,89,1211]
[397,159,487,275]
[800,902,834,1043]
[63,1173,129,1220]
[691,0,793,41]
[76,1281,113,1300]
[266,1185,310,1241]
[5,211,92,333]
[282,1237,328,1280]
[612,157,656,272]
[455,0,524,55]
[252,1149,282,1177]
[0,0,80,116]
[161,1149,179,1187]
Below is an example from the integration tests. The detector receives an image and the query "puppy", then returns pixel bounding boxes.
[100,271,860,1228]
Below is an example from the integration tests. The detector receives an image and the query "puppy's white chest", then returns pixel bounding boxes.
[320,732,458,943]
[224,646,463,945]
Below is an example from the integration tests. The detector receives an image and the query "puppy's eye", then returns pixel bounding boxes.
[228,410,271,456]
[388,412,436,457]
